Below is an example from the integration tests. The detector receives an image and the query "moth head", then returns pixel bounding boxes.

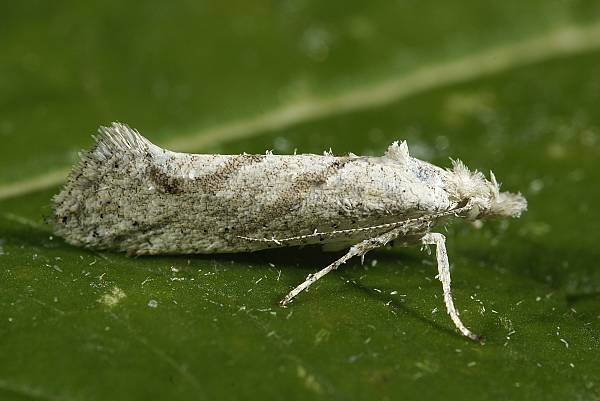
[447,159,527,220]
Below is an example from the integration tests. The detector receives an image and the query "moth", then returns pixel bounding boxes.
[53,123,527,340]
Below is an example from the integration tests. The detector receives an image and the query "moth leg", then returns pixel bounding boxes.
[421,233,480,341]
[280,227,404,306]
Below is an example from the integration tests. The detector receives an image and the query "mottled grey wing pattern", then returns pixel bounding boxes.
[52,123,454,255]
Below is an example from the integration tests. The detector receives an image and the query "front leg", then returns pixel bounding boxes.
[422,233,480,341]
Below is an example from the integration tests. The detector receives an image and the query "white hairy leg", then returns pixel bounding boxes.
[421,232,480,341]
[280,227,405,306]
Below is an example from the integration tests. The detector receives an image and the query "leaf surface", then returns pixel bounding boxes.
[1,3,600,400]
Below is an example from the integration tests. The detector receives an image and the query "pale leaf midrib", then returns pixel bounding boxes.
[2,22,600,201]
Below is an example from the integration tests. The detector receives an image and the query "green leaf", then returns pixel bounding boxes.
[1,3,600,400]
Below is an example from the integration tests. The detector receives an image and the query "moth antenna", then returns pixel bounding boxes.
[237,203,472,244]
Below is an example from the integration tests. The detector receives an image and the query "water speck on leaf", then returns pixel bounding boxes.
[99,287,126,308]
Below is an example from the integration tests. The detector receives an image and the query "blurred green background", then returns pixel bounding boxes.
[1,1,600,400]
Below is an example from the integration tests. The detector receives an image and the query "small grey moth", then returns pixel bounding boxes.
[53,123,527,340]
